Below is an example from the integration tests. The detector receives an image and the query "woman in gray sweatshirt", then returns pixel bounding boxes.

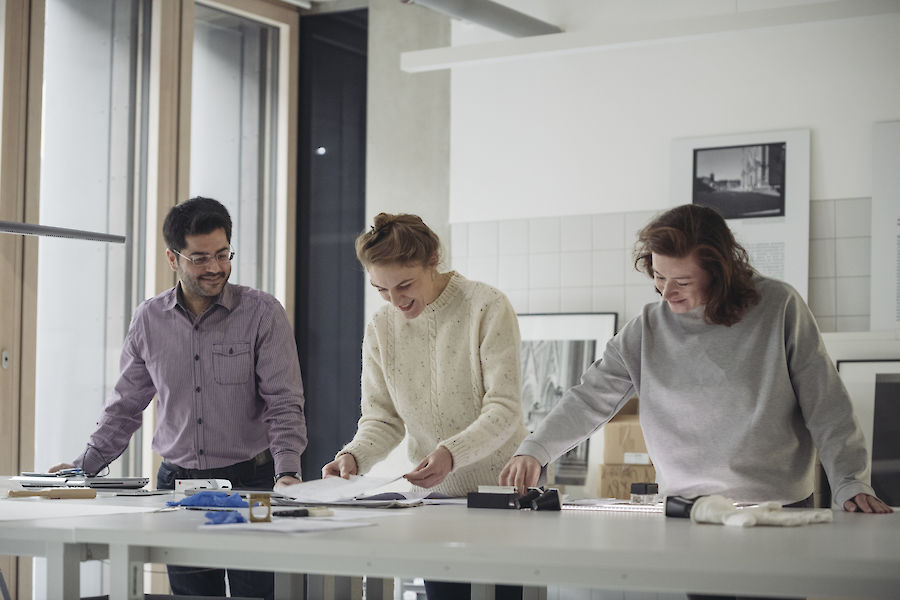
[500,204,889,517]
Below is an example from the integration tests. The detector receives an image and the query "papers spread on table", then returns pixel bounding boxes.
[562,498,664,514]
[277,475,425,506]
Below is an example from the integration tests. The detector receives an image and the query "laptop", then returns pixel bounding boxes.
[81,477,150,490]
[13,475,149,490]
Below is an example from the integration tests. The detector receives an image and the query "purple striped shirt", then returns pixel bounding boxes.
[75,282,306,476]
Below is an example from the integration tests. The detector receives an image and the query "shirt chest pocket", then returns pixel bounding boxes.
[212,342,252,385]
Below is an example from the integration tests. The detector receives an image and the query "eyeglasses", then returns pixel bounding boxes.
[171,246,235,268]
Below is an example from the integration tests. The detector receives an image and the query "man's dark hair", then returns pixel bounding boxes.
[162,196,232,253]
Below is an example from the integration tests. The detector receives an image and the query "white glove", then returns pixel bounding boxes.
[691,494,833,527]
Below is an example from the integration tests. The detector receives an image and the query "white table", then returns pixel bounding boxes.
[1,492,898,600]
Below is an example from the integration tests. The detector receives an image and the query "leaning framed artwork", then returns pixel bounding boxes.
[518,312,618,494]
[670,129,810,299]
[837,359,900,506]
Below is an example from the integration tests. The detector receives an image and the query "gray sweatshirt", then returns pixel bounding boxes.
[517,275,874,507]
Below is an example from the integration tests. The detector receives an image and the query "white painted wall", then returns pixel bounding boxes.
[363,0,451,480]
[448,9,900,222]
[366,0,451,320]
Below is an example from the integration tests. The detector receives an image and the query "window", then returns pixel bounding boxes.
[190,1,293,302]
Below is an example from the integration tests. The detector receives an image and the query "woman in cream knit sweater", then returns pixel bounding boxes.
[322,212,528,498]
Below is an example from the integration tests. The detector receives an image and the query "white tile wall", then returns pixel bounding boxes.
[498,254,529,290]
[560,287,593,312]
[834,198,870,238]
[450,199,873,333]
[499,220,529,255]
[834,237,869,277]
[808,277,836,317]
[836,276,870,316]
[449,222,468,258]
[560,251,593,288]
[809,238,836,278]
[810,199,835,239]
[530,253,561,289]
[561,215,594,252]
[467,221,498,257]
[529,217,561,253]
[593,213,625,250]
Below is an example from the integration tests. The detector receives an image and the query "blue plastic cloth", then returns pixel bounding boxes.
[204,510,247,525]
[166,491,249,508]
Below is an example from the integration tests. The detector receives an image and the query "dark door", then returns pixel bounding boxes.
[296,9,367,478]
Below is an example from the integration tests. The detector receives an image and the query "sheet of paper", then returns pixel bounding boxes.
[279,475,404,503]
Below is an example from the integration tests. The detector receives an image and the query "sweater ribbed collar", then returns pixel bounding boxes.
[424,271,462,314]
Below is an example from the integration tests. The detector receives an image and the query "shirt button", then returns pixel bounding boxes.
[195,386,201,393]
[197,418,202,425]
[194,325,199,331]
[199,449,204,455]
[194,355,199,361]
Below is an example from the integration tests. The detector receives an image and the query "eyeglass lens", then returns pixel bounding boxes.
[187,250,234,266]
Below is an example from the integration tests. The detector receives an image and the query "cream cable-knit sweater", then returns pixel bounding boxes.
[339,272,528,497]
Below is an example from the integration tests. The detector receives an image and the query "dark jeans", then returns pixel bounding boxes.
[687,495,813,600]
[156,451,276,600]
[424,580,522,600]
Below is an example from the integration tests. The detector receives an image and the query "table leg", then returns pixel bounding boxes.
[108,543,149,600]
[472,583,546,600]
[522,586,548,600]
[44,542,81,600]
[364,576,394,600]
[274,572,306,600]
[307,575,363,600]
[471,583,496,600]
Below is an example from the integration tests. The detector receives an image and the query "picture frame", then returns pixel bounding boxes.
[670,129,810,299]
[518,312,618,494]
[836,359,900,506]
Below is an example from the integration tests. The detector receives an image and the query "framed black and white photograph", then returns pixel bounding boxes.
[670,129,810,299]
[837,359,900,506]
[518,313,618,491]
[693,142,786,219]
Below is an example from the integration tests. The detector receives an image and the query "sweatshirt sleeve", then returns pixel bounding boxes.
[784,289,875,507]
[339,316,406,474]
[516,317,640,466]
[441,293,525,469]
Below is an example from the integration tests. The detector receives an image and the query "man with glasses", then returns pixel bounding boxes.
[52,196,306,599]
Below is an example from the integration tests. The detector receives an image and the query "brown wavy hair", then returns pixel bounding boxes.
[355,212,442,268]
[633,204,760,326]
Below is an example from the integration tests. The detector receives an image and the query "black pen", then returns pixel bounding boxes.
[273,507,333,517]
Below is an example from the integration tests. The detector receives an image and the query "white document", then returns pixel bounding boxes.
[279,475,404,503]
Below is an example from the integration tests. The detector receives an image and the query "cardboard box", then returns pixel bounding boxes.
[613,395,639,417]
[597,464,657,500]
[602,415,650,464]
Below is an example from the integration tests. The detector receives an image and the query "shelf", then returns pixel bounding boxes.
[401,0,900,72]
